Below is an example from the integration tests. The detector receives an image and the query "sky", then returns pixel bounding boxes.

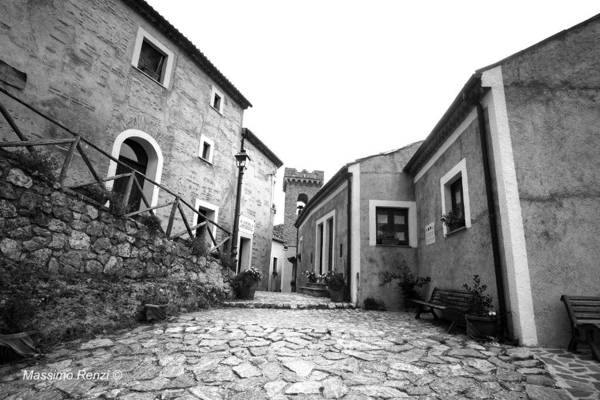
[145,0,598,224]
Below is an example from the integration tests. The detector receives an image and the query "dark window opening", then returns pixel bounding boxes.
[317,223,324,275]
[339,243,343,258]
[212,92,222,111]
[114,139,148,213]
[326,217,333,271]
[449,178,466,230]
[138,39,166,82]
[201,142,211,160]
[376,207,409,246]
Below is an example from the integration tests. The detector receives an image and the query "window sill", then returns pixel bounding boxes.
[197,156,214,166]
[132,66,167,89]
[210,105,224,115]
[375,244,411,248]
[445,226,467,237]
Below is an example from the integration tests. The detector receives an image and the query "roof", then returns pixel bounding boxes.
[294,142,422,228]
[122,0,252,109]
[242,128,283,168]
[404,12,600,176]
[272,224,285,243]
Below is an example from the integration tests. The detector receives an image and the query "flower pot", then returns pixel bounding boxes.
[465,314,497,340]
[237,281,258,300]
[145,304,168,322]
[329,288,344,303]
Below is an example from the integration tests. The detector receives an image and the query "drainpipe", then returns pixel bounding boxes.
[474,95,509,341]
[346,172,352,302]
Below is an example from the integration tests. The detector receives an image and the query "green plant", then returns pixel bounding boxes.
[321,271,345,291]
[380,265,431,301]
[15,150,60,183]
[108,192,129,217]
[77,183,112,204]
[240,266,263,282]
[218,251,236,271]
[363,297,386,311]
[190,236,209,256]
[303,270,318,283]
[141,285,169,305]
[139,214,162,236]
[463,275,494,317]
[440,210,464,231]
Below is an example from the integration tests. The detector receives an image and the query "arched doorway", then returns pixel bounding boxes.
[106,130,163,209]
[113,139,148,212]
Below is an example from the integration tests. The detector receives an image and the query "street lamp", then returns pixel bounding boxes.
[231,149,250,271]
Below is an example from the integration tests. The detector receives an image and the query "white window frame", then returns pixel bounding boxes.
[440,158,472,237]
[131,27,175,88]
[314,210,335,274]
[210,86,224,114]
[369,200,417,248]
[192,199,219,245]
[198,135,215,163]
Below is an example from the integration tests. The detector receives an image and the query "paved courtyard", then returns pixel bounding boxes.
[0,307,594,400]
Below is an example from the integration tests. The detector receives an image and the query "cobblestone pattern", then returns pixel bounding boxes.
[533,348,600,399]
[0,309,575,399]
[223,291,355,309]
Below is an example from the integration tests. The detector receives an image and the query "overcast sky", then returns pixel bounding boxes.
[145,0,598,224]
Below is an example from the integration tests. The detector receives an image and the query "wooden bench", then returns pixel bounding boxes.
[561,295,600,361]
[411,288,472,333]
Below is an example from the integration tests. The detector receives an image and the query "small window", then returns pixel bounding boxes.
[131,27,174,87]
[198,136,214,163]
[440,158,471,236]
[375,207,409,245]
[449,178,466,230]
[211,86,224,114]
[138,40,166,82]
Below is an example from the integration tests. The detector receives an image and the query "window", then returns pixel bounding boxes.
[138,40,166,82]
[440,158,471,236]
[315,210,335,274]
[375,207,409,245]
[368,200,417,247]
[272,258,278,274]
[210,86,224,114]
[198,136,214,163]
[131,28,174,87]
[192,199,219,244]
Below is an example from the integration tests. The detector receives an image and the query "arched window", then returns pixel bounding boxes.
[296,193,308,215]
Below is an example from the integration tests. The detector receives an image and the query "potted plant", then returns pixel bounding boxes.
[302,270,318,284]
[233,267,263,300]
[322,271,345,302]
[380,265,431,309]
[463,275,498,340]
[440,210,465,232]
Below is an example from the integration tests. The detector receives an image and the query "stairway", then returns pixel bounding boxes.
[298,282,329,298]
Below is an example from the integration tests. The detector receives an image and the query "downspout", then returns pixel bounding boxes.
[474,94,509,341]
[346,172,352,302]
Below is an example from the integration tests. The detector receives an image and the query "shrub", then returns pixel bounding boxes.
[217,251,236,272]
[364,297,386,311]
[321,271,345,291]
[380,265,431,301]
[302,270,318,283]
[77,183,112,204]
[463,275,494,316]
[139,214,162,236]
[15,150,60,183]
[190,236,209,256]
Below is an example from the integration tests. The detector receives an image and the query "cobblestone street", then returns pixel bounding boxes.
[2,305,590,400]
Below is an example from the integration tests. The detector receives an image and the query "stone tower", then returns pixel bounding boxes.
[282,168,325,246]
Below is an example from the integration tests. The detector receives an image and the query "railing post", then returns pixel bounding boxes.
[177,201,194,239]
[166,197,179,238]
[0,101,37,156]
[120,173,134,214]
[59,136,80,186]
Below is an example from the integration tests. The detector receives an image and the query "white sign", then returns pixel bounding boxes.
[425,222,435,245]
[239,215,255,234]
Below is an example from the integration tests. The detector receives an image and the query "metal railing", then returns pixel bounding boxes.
[0,87,230,250]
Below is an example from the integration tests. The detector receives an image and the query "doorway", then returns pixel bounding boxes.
[237,236,252,273]
[113,138,147,212]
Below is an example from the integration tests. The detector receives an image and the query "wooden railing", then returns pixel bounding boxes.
[0,87,230,251]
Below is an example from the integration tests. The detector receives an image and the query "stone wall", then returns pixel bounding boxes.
[0,152,231,348]
[502,17,600,347]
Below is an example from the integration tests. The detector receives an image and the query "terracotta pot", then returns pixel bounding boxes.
[329,288,344,303]
[465,314,498,340]
[237,281,258,300]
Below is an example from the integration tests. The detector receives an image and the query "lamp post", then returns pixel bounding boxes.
[231,149,250,272]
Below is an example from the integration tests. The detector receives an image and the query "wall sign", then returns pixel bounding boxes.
[425,222,435,245]
[239,215,255,234]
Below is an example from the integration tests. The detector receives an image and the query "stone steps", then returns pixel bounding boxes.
[299,283,329,298]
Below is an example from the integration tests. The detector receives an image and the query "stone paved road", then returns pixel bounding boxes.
[0,309,574,399]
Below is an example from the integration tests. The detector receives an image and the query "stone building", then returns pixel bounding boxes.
[281,168,323,291]
[0,0,282,282]
[296,14,600,348]
[268,224,286,292]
